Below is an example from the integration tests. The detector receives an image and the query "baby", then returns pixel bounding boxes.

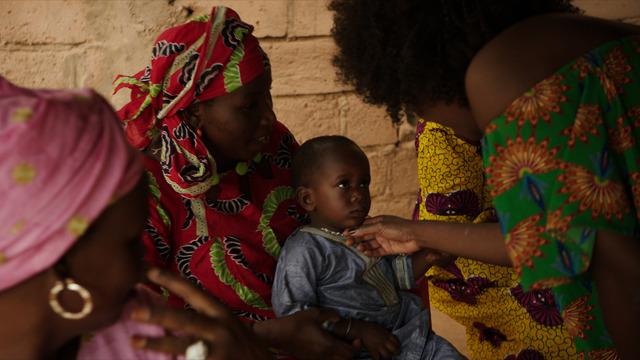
[272,135,464,359]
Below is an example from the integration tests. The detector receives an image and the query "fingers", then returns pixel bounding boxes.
[386,335,401,355]
[362,215,386,225]
[147,268,227,318]
[132,304,230,344]
[365,336,401,360]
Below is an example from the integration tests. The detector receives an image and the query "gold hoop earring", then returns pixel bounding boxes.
[196,128,203,138]
[49,278,93,320]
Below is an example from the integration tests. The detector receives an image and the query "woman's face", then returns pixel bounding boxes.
[61,176,148,330]
[197,69,276,171]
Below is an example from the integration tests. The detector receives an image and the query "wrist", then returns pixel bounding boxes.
[252,318,279,348]
[332,317,359,341]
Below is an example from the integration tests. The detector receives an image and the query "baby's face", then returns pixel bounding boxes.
[309,145,371,232]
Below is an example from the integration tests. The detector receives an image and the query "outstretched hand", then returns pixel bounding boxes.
[344,215,419,256]
[131,268,272,360]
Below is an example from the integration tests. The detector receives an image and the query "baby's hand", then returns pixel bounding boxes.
[350,319,400,360]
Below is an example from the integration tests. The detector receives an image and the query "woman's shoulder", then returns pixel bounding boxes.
[465,13,640,128]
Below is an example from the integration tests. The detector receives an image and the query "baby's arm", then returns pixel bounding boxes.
[410,248,455,279]
[386,250,453,290]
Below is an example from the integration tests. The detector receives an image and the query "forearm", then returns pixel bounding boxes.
[407,221,511,266]
[411,248,438,279]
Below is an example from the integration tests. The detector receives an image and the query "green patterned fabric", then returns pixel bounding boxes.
[483,35,640,359]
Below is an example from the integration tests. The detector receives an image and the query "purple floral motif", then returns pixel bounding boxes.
[431,276,494,305]
[510,284,563,327]
[424,189,480,217]
[473,322,507,347]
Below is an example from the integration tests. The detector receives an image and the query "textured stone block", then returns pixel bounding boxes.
[390,142,419,197]
[263,38,350,96]
[176,0,288,38]
[342,94,398,147]
[576,0,640,20]
[0,1,92,45]
[291,0,333,37]
[1,50,74,89]
[370,195,415,219]
[366,147,392,199]
[273,94,342,144]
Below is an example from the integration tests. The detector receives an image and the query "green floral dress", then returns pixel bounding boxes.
[483,35,640,359]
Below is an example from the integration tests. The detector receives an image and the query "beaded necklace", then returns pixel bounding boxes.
[319,227,345,237]
[211,152,262,185]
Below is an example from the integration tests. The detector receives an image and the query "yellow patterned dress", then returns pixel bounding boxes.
[415,120,578,359]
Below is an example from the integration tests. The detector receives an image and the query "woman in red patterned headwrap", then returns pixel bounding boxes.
[114,6,359,359]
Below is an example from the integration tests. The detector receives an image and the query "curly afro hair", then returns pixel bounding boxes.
[330,0,581,123]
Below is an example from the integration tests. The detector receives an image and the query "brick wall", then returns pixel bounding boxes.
[2,1,640,356]
[4,0,638,217]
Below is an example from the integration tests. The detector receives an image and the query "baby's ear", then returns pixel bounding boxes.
[295,187,315,212]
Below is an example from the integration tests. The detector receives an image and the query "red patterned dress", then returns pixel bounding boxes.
[143,121,307,322]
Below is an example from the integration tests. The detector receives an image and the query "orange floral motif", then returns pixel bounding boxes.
[601,47,633,101]
[545,208,574,233]
[486,137,559,197]
[608,116,635,154]
[562,295,596,340]
[484,122,498,136]
[571,48,632,101]
[570,57,594,80]
[503,74,569,128]
[588,347,620,360]
[505,214,546,275]
[625,105,640,127]
[559,104,602,150]
[529,276,573,290]
[557,162,628,222]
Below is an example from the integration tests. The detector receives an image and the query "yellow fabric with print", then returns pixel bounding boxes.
[416,120,577,359]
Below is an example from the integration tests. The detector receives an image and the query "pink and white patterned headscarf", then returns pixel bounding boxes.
[0,77,143,291]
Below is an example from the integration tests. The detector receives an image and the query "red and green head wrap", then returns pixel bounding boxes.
[114,6,270,199]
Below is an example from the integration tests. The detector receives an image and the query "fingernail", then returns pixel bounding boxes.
[132,307,150,321]
[348,229,356,234]
[130,336,147,349]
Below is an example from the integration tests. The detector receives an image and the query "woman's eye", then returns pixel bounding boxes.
[360,181,370,188]
[337,182,349,189]
[243,101,258,110]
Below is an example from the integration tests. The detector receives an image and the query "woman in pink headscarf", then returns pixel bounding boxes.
[0,77,272,360]
[114,6,359,359]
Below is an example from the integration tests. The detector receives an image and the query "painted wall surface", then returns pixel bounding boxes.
[2,1,639,357]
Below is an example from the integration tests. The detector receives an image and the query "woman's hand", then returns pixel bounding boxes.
[254,307,361,360]
[344,215,420,256]
[131,268,273,360]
